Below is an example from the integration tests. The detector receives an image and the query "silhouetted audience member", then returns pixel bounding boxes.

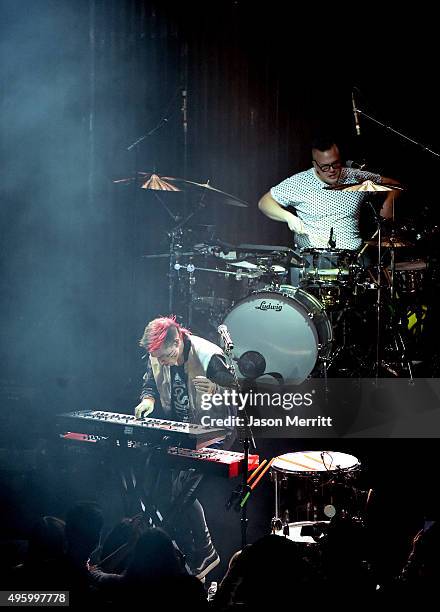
[9,516,66,589]
[212,534,319,610]
[396,520,440,599]
[89,527,207,608]
[93,513,149,574]
[320,515,377,600]
[55,501,104,606]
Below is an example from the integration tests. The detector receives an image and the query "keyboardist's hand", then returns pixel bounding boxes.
[134,397,155,419]
[193,376,217,395]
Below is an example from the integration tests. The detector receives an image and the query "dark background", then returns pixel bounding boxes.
[1,0,439,584]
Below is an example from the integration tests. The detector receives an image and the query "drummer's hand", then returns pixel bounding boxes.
[134,397,155,419]
[285,212,307,235]
[193,376,217,395]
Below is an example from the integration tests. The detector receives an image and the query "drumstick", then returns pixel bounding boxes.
[247,458,267,484]
[303,452,328,465]
[275,456,318,471]
[250,457,275,491]
[240,458,275,508]
[357,229,378,259]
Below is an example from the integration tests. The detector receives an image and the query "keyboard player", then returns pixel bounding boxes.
[134,316,236,580]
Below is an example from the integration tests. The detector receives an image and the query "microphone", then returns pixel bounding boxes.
[328,227,336,248]
[218,324,234,351]
[346,159,367,170]
[351,91,361,136]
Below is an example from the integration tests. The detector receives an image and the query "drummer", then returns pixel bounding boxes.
[258,136,399,255]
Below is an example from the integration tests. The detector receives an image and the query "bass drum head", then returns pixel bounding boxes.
[222,289,332,385]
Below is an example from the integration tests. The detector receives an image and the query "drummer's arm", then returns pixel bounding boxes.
[258,192,307,234]
[379,176,401,219]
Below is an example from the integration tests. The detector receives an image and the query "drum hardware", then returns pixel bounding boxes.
[188,265,264,280]
[361,195,415,380]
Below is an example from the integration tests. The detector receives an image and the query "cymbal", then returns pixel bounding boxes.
[365,237,414,247]
[178,178,248,207]
[114,172,248,207]
[324,180,404,192]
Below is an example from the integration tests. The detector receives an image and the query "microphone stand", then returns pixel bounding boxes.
[125,91,181,314]
[354,107,440,159]
[220,330,256,549]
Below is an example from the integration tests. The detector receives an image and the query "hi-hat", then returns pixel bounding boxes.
[114,172,248,207]
[324,180,404,192]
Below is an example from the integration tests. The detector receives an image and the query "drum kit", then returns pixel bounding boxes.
[181,236,433,381]
[116,171,438,380]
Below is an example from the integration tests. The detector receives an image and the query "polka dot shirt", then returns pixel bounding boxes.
[270,167,381,250]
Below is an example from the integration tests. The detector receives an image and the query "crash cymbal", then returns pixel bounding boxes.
[324,180,404,192]
[114,172,248,207]
[365,237,414,247]
[113,173,180,191]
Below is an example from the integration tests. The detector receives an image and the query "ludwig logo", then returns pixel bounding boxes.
[255,301,282,312]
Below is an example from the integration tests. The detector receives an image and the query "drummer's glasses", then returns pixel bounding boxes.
[313,159,343,172]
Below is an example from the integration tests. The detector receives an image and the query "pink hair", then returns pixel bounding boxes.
[141,316,190,353]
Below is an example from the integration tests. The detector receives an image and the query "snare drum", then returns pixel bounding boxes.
[300,249,356,283]
[271,451,361,523]
[299,249,358,308]
[222,287,332,384]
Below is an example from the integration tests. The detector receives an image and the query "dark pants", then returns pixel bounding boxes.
[144,460,212,557]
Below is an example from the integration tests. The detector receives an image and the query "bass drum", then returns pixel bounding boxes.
[222,287,332,385]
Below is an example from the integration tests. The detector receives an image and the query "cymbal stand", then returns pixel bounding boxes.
[168,228,183,314]
[165,190,209,318]
[366,200,413,379]
[389,195,396,302]
[366,198,385,380]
